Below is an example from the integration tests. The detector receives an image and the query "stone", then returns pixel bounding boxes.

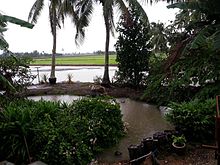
[29,161,47,165]
[0,161,14,165]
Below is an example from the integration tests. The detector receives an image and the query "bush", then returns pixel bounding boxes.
[166,99,216,141]
[0,54,35,93]
[0,96,124,164]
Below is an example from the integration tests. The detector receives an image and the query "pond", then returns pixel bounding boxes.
[28,95,173,163]
[30,66,117,84]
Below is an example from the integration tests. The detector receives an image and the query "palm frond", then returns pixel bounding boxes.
[28,0,44,24]
[75,0,94,45]
[167,1,200,11]
[212,29,220,51]
[167,0,220,16]
[190,26,213,49]
[126,0,149,25]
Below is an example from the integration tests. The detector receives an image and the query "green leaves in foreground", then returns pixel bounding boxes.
[0,13,34,51]
[166,99,216,141]
[0,97,124,164]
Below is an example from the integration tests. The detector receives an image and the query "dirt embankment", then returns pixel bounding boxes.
[24,82,144,100]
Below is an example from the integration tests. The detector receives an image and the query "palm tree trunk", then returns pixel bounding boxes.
[102,14,111,86]
[49,9,57,84]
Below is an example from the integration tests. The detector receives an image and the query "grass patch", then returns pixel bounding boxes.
[31,54,117,65]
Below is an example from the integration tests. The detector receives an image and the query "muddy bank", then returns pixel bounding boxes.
[24,82,144,100]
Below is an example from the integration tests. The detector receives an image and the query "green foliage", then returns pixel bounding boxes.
[150,22,169,54]
[0,13,33,51]
[71,97,124,148]
[166,99,216,141]
[143,0,220,105]
[93,75,102,84]
[40,74,48,84]
[115,6,151,88]
[66,73,73,83]
[172,135,186,146]
[0,96,124,164]
[0,13,33,92]
[0,54,35,93]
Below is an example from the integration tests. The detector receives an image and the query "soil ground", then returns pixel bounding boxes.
[24,82,217,165]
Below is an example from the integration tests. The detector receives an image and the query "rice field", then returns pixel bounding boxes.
[31,54,117,65]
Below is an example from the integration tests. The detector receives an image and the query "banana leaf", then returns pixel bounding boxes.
[0,15,34,29]
[0,34,9,50]
[0,74,16,92]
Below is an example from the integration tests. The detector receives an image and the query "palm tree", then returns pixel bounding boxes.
[28,0,64,84]
[29,0,86,84]
[150,22,169,54]
[71,0,148,86]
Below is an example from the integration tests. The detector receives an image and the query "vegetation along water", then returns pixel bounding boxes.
[1,0,220,164]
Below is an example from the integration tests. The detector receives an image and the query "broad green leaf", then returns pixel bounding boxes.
[0,34,9,50]
[0,74,16,92]
[190,26,212,49]
[212,29,220,51]
[167,2,200,10]
[0,26,7,33]
[0,15,34,29]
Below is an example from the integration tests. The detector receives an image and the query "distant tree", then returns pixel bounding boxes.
[150,22,169,54]
[115,6,152,88]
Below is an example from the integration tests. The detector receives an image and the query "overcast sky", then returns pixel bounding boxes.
[1,0,178,53]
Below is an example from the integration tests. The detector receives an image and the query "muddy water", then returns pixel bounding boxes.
[28,95,173,163]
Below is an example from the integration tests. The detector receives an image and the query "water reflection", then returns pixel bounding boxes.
[30,66,117,84]
[28,95,173,163]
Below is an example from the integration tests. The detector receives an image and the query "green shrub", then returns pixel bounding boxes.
[0,96,124,164]
[71,97,124,148]
[166,99,216,141]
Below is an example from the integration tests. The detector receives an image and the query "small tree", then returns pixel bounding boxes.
[115,6,152,88]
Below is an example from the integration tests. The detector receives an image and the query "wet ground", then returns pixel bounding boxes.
[26,83,217,164]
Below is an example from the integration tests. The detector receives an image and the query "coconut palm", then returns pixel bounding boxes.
[28,0,63,84]
[69,0,149,86]
[29,0,86,84]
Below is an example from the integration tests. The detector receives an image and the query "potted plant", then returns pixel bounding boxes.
[172,135,186,155]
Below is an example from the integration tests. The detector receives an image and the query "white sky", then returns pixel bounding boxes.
[1,0,178,53]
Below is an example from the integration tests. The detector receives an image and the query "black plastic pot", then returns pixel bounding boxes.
[172,142,186,155]
[49,77,57,84]
[142,137,154,154]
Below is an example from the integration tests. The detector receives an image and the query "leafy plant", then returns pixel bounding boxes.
[93,75,102,84]
[0,54,35,93]
[172,135,186,146]
[40,74,48,84]
[0,96,124,164]
[166,99,216,141]
[66,73,73,83]
[0,12,33,93]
